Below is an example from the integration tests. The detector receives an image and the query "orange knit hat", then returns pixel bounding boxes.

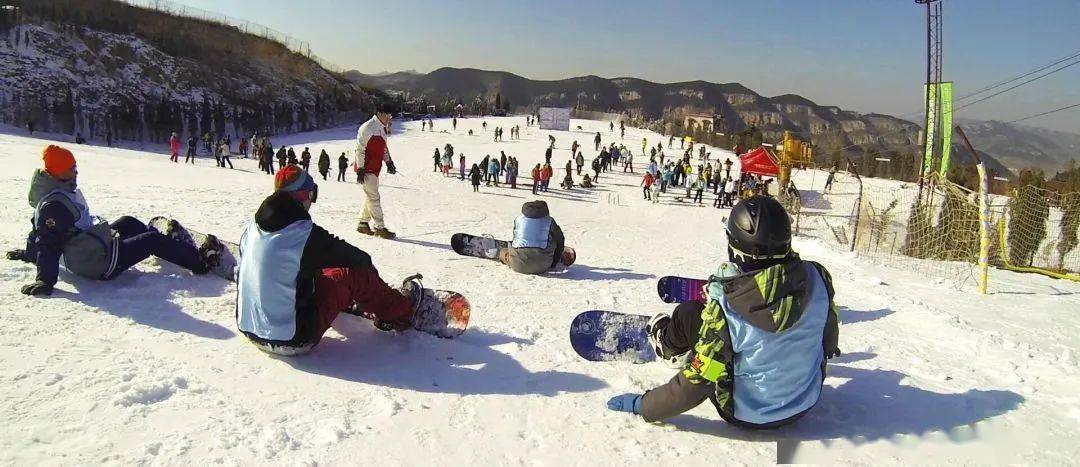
[42,145,76,177]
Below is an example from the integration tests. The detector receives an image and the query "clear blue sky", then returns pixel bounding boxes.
[176,0,1079,133]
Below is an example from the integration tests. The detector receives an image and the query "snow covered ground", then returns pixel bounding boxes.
[1,117,1078,465]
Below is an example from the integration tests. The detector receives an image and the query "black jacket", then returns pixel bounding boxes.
[238,192,372,347]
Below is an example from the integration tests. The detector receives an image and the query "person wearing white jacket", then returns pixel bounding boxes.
[353,104,397,239]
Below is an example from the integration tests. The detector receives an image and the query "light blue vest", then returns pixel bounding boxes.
[34,189,94,231]
[719,262,829,424]
[511,215,552,249]
[236,219,313,341]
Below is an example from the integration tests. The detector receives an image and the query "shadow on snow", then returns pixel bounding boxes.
[279,317,606,396]
[663,352,1023,443]
[54,263,234,340]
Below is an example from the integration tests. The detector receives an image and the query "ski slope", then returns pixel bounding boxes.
[1,117,1078,465]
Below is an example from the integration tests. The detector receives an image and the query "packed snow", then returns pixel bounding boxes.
[1,117,1078,465]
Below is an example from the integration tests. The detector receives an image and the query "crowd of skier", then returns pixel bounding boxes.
[9,109,835,434]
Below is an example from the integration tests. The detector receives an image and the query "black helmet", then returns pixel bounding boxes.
[726,195,791,258]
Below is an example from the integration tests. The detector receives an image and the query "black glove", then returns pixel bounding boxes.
[6,249,27,261]
[21,280,53,296]
[386,159,397,175]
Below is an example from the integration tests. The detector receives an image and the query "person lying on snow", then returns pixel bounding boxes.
[496,200,575,275]
[7,145,222,296]
[235,165,423,356]
[607,196,841,429]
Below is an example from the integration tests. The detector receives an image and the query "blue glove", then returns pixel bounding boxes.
[606,393,643,414]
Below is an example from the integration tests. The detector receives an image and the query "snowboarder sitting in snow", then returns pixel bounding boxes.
[607,196,840,429]
[496,201,574,274]
[580,174,594,188]
[235,165,422,355]
[7,145,221,296]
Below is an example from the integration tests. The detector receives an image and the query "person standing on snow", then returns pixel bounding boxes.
[186,136,197,163]
[459,154,467,181]
[441,149,453,176]
[641,172,654,200]
[575,151,585,175]
[219,139,234,169]
[606,196,840,429]
[7,145,222,297]
[235,165,426,356]
[169,132,180,163]
[594,132,602,152]
[300,148,312,172]
[433,148,442,172]
[337,152,348,182]
[496,200,574,274]
[354,104,399,239]
[487,156,500,187]
[318,149,331,180]
[469,163,482,192]
[540,163,553,192]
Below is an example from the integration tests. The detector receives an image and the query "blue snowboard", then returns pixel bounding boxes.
[569,311,655,363]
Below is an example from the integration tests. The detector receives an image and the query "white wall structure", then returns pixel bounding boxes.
[539,107,570,131]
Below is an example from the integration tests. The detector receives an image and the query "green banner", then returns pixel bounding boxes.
[922,83,938,178]
[938,82,954,176]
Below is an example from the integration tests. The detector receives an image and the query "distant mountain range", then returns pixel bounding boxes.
[347,67,1080,178]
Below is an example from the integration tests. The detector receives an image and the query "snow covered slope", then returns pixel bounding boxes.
[1,118,1078,465]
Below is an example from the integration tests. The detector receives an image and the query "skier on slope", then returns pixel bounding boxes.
[7,145,221,297]
[575,151,585,175]
[606,196,840,429]
[496,200,574,274]
[235,165,425,355]
[594,132,601,152]
[354,104,399,239]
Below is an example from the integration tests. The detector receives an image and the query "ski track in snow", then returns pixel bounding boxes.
[1,117,1079,465]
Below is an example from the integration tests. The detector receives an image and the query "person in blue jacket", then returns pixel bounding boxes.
[7,145,221,296]
[487,156,500,187]
[497,201,574,274]
[606,196,841,428]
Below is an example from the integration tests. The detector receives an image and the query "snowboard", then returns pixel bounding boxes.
[450,233,576,265]
[149,217,239,282]
[656,276,708,304]
[569,310,655,363]
[450,233,508,260]
[408,287,471,338]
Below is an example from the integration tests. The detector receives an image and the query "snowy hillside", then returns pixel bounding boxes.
[1,118,1078,465]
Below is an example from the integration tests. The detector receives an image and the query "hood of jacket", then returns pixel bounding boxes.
[710,255,809,334]
[255,191,312,233]
[28,169,77,208]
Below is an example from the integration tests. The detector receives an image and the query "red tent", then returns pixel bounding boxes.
[739,146,780,177]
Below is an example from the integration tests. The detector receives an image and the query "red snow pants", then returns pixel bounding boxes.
[313,267,414,336]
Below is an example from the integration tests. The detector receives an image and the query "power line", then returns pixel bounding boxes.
[954,49,1080,102]
[949,57,1080,113]
[1007,102,1080,124]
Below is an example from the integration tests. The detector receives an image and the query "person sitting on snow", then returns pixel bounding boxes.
[607,196,840,429]
[235,165,423,355]
[580,174,594,188]
[7,145,221,296]
[497,200,574,275]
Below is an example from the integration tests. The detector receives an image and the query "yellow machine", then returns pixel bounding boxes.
[778,131,813,187]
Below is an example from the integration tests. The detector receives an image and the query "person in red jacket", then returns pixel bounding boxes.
[642,172,655,200]
[169,133,180,163]
[354,104,398,239]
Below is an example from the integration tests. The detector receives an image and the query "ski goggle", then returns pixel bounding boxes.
[291,184,319,204]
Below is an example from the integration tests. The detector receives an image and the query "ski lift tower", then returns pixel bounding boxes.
[916,0,944,200]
